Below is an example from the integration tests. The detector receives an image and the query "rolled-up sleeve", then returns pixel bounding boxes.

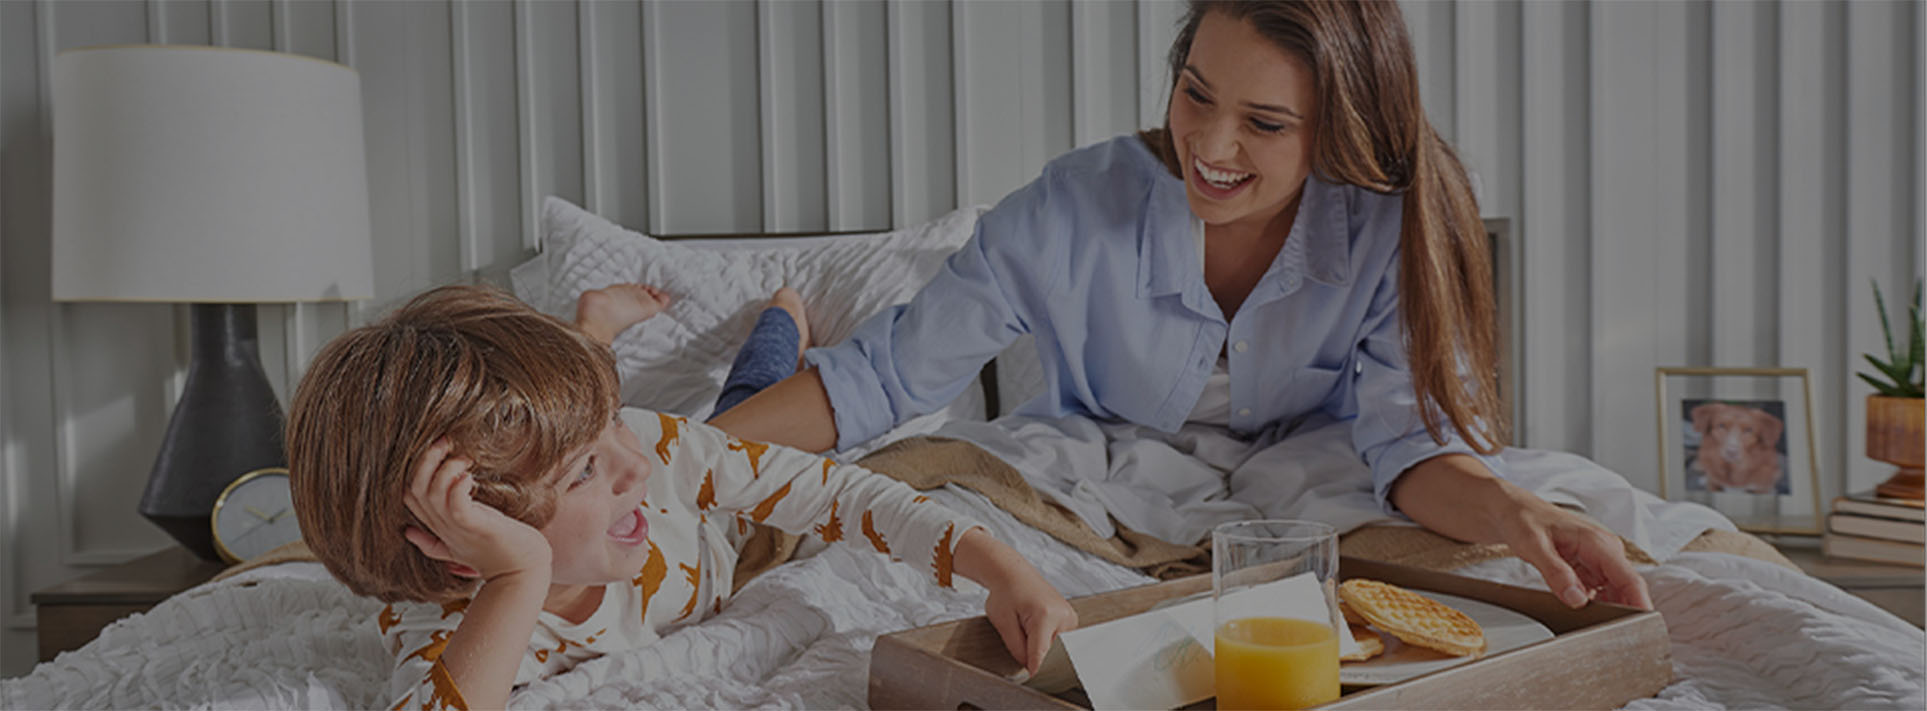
[1346,257,1504,514]
[805,175,1053,451]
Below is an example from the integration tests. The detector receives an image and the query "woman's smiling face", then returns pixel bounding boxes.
[1168,9,1318,231]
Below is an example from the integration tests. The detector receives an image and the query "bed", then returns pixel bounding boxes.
[5,199,1922,709]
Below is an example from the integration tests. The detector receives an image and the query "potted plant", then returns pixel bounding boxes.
[1859,279,1925,500]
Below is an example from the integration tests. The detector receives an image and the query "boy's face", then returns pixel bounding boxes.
[539,411,655,585]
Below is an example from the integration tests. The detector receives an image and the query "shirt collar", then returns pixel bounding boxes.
[1296,175,1355,288]
[1137,159,1354,299]
[1136,147,1194,298]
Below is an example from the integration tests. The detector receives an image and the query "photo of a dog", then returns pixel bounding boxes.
[1682,400,1789,494]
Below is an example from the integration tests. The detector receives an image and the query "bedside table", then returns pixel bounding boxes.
[30,546,227,662]
[1775,540,1924,628]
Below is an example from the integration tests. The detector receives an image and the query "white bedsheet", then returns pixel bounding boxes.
[6,456,1922,709]
[5,483,1920,710]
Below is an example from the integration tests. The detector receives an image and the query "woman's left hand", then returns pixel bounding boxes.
[1496,498,1653,610]
[1393,454,1653,611]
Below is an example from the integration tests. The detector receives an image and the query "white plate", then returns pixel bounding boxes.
[1340,591,1554,686]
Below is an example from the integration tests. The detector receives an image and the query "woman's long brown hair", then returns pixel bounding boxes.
[1149,0,1505,453]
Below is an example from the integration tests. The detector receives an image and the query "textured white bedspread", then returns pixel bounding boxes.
[5,487,1921,709]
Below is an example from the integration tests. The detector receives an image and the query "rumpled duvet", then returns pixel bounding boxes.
[5,483,1921,709]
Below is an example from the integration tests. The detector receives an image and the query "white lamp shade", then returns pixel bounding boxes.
[52,45,373,303]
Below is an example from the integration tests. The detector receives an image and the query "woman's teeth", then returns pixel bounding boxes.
[1194,159,1252,190]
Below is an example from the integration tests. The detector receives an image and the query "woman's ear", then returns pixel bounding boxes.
[446,562,480,579]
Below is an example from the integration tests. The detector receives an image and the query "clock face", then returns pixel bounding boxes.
[212,468,300,564]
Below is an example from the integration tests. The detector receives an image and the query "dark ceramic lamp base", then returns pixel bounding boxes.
[139,303,286,562]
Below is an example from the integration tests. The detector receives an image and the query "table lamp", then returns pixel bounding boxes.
[50,46,373,561]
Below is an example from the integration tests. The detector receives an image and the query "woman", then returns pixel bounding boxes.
[713,0,1652,610]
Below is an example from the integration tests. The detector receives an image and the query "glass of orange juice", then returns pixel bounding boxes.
[1212,520,1340,710]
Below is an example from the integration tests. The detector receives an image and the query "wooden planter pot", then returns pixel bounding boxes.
[1868,395,1926,500]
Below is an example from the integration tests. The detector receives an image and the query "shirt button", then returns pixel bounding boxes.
[1238,408,1252,417]
[1234,340,1249,353]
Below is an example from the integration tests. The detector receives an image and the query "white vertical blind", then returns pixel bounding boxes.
[1,0,1919,676]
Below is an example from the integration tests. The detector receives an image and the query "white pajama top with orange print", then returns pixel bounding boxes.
[378,407,983,711]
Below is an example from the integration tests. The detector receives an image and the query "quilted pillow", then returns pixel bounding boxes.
[510,197,989,432]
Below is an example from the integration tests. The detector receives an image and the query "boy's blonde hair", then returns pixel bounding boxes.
[287,285,619,603]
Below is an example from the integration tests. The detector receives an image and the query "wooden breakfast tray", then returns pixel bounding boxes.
[869,557,1672,710]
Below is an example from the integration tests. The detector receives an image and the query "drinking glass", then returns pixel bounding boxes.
[1212,519,1341,710]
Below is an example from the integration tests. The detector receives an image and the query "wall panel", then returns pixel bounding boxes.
[1649,0,1694,410]
[1450,0,1519,218]
[758,0,826,232]
[950,1,1000,206]
[525,0,584,231]
[1071,0,1138,149]
[1588,0,1662,491]
[585,0,648,234]
[1710,1,1775,369]
[2,0,1919,677]
[1519,0,1590,455]
[0,0,11,659]
[1845,0,1921,494]
[152,0,207,46]
[1403,0,1455,141]
[886,0,955,225]
[1777,0,1842,506]
[824,0,892,231]
[454,1,523,274]
[215,0,271,49]
[644,0,759,234]
[1134,0,1181,128]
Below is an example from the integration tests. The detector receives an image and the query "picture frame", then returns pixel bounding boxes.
[1653,367,1822,535]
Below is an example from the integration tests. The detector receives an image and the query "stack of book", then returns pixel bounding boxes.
[1824,490,1925,566]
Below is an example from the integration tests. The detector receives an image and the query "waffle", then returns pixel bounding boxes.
[1340,622,1384,662]
[1337,579,1485,657]
[1339,600,1367,626]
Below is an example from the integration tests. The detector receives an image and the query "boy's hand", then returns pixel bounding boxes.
[402,439,553,582]
[985,567,1079,675]
[953,528,1079,674]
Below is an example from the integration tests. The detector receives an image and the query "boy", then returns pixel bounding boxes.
[287,285,1074,710]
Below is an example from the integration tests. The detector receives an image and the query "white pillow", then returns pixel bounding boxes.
[510,197,989,438]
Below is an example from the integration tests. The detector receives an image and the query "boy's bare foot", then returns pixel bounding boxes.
[576,284,672,345]
[767,287,811,368]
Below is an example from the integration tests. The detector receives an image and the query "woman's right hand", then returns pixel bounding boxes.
[402,439,553,582]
